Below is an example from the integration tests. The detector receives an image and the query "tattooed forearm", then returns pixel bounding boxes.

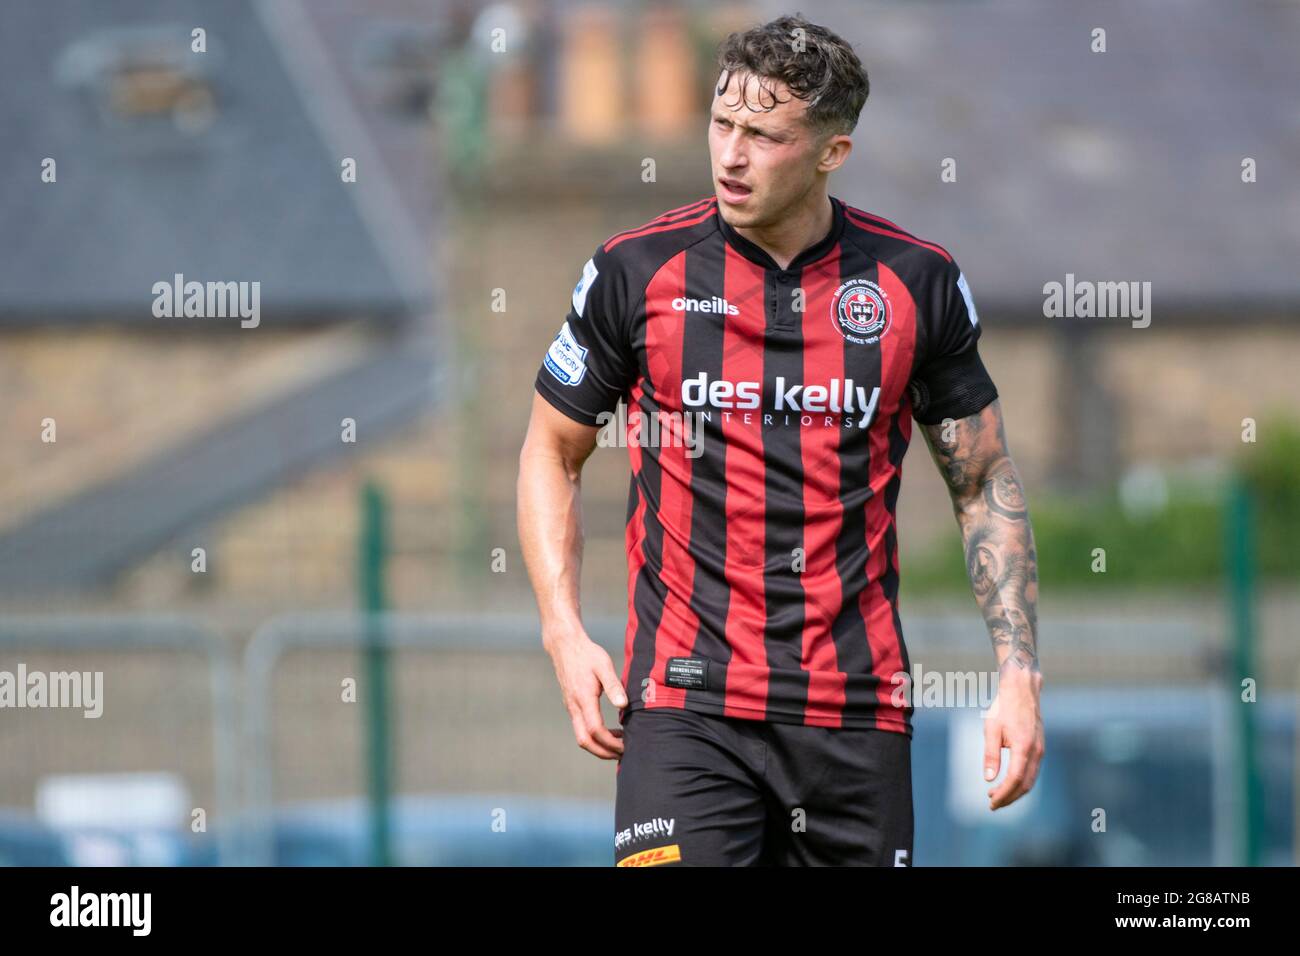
[964,524,999,598]
[929,408,985,494]
[984,462,1027,520]
[922,401,1040,673]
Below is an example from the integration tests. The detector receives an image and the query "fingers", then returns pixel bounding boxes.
[988,729,1045,809]
[1016,729,1046,801]
[988,741,1028,809]
[569,703,622,759]
[569,680,625,759]
[596,653,629,709]
[982,714,1003,785]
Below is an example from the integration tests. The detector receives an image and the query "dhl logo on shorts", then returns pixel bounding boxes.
[616,844,681,867]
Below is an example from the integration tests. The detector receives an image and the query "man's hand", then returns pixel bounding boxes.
[544,626,628,759]
[982,664,1044,810]
[919,399,1044,810]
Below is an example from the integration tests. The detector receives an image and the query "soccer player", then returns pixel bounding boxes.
[517,14,1042,866]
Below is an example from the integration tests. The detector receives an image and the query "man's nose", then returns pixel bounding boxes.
[719,132,747,169]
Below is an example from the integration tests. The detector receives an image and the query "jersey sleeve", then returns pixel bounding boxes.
[907,259,999,425]
[534,243,637,426]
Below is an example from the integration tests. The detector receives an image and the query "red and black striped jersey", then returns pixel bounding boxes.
[534,195,998,735]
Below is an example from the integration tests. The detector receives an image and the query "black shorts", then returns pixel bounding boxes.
[614,706,913,866]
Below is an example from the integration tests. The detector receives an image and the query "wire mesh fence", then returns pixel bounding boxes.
[0,615,237,865]
[1,607,1294,865]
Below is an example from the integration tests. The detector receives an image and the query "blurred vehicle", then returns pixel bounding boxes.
[913,686,1294,866]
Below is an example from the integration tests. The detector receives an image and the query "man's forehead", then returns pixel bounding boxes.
[712,70,805,126]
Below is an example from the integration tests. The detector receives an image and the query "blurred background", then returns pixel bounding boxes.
[0,0,1298,866]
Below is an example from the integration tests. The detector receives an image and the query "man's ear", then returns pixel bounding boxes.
[819,134,852,173]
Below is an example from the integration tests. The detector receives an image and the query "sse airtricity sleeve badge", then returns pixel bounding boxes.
[543,321,589,387]
[534,246,637,426]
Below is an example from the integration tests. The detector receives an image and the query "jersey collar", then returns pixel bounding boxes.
[715,194,846,273]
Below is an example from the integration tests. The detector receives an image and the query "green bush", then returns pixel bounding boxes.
[1239,415,1300,578]
[902,414,1300,595]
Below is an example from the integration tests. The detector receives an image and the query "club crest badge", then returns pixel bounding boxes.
[831,279,891,345]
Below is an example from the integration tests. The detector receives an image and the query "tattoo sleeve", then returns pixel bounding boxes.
[920,400,1040,673]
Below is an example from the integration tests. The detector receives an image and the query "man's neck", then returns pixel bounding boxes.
[732,192,834,271]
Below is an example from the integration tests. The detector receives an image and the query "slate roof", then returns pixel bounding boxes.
[760,0,1300,318]
[0,0,432,324]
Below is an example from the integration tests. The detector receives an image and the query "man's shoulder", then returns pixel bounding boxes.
[839,201,959,277]
[592,196,721,275]
[565,197,719,323]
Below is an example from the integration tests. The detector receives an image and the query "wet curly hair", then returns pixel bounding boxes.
[714,13,869,139]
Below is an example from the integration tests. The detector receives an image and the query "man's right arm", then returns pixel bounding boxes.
[517,391,628,759]
[520,241,634,758]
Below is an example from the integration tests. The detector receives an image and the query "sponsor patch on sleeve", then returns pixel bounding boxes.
[572,257,598,318]
[543,321,588,387]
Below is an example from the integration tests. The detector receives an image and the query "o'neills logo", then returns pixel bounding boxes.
[681,371,880,429]
[832,278,890,344]
[672,295,739,316]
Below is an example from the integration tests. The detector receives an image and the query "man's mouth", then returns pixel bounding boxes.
[718,177,753,201]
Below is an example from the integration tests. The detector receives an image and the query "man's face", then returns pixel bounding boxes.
[708,70,838,227]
